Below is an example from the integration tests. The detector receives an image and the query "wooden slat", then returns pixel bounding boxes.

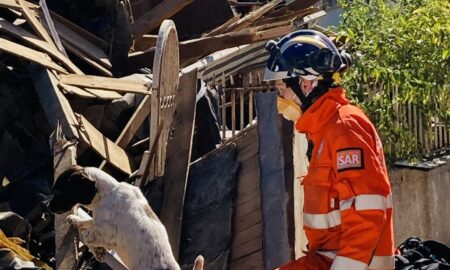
[17,0,56,47]
[265,0,318,18]
[252,7,320,27]
[0,37,67,73]
[129,23,295,69]
[131,0,193,38]
[59,74,150,94]
[203,16,239,37]
[231,236,263,261]
[234,208,262,234]
[0,18,83,74]
[30,66,77,138]
[62,42,112,77]
[39,0,68,57]
[229,250,264,270]
[235,193,260,219]
[52,129,78,270]
[232,222,263,248]
[53,18,112,69]
[76,114,133,175]
[48,10,108,50]
[133,34,158,51]
[225,0,284,33]
[159,70,198,260]
[117,95,151,148]
[59,84,122,100]
[232,88,236,136]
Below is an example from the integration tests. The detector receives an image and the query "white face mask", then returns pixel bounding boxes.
[300,78,318,97]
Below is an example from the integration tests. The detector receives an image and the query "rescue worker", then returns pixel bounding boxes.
[264,30,395,270]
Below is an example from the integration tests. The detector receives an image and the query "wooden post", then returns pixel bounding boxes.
[221,72,227,140]
[159,70,198,259]
[52,124,78,270]
[231,75,236,137]
[240,79,245,131]
[249,73,254,124]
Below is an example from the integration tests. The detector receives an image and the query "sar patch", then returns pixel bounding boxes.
[336,148,364,172]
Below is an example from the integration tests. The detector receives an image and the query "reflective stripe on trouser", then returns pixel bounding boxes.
[317,251,394,270]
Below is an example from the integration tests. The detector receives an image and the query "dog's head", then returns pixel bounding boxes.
[48,165,97,214]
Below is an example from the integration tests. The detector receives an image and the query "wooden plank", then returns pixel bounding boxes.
[234,208,262,234]
[200,42,266,81]
[52,126,78,270]
[232,222,263,248]
[0,37,67,74]
[234,193,260,219]
[236,177,260,206]
[131,0,193,38]
[159,69,198,260]
[76,114,133,175]
[149,19,180,178]
[265,0,318,18]
[53,18,112,69]
[17,0,56,47]
[238,155,260,175]
[48,10,108,50]
[59,74,150,94]
[39,0,68,57]
[236,186,260,206]
[225,0,284,32]
[253,7,320,27]
[0,18,83,74]
[135,120,164,188]
[129,23,295,69]
[203,16,239,37]
[62,42,112,77]
[30,65,78,138]
[231,236,263,261]
[59,84,123,100]
[114,95,151,148]
[229,250,264,270]
[133,34,158,51]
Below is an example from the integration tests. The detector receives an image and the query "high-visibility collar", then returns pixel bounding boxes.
[296,87,349,136]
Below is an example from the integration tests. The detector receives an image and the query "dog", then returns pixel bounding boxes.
[48,165,203,270]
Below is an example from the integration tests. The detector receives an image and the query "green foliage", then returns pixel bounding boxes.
[337,0,450,162]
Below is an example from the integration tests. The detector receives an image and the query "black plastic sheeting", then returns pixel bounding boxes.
[180,145,239,270]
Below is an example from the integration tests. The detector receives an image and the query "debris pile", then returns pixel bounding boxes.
[0,0,324,268]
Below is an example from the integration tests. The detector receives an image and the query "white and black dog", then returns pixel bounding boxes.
[48,165,203,270]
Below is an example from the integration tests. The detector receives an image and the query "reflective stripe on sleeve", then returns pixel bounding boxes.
[316,250,337,260]
[303,210,341,229]
[340,193,393,211]
[331,256,368,270]
[369,255,395,269]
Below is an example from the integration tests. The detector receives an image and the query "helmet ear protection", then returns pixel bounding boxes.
[265,39,344,76]
[338,50,352,72]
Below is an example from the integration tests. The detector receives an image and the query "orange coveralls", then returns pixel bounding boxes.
[279,87,395,270]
